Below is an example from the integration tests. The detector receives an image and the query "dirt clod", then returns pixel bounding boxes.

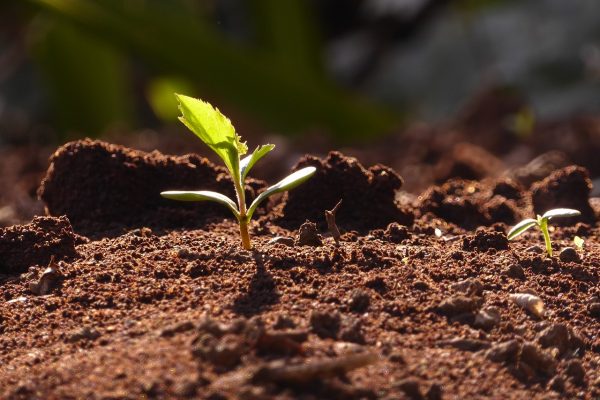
[38,139,266,233]
[519,342,557,376]
[462,228,509,252]
[504,264,526,280]
[384,222,411,243]
[474,307,501,330]
[436,295,482,317]
[0,216,78,275]
[394,378,424,400]
[273,151,414,231]
[310,309,341,339]
[486,340,521,363]
[295,220,323,247]
[530,165,595,224]
[564,359,586,385]
[67,327,101,343]
[418,179,522,229]
[348,289,371,313]
[450,278,484,297]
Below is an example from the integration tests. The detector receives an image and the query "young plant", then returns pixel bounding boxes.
[161,94,316,250]
[507,208,581,257]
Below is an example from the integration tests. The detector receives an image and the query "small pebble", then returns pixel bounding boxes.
[589,302,600,318]
[394,378,423,400]
[67,327,101,343]
[268,236,295,246]
[348,289,370,313]
[425,383,443,400]
[412,280,430,291]
[450,278,483,296]
[548,375,565,392]
[474,307,501,330]
[309,310,341,339]
[526,245,544,254]
[565,359,586,385]
[504,264,526,280]
[559,247,580,263]
[436,295,482,317]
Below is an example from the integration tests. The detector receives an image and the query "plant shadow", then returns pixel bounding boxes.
[231,255,280,317]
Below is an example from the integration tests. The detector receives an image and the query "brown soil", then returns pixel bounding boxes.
[1,140,599,399]
[38,140,267,235]
[272,151,413,232]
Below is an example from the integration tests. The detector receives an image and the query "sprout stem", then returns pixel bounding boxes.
[234,179,252,250]
[239,218,251,250]
[540,218,552,257]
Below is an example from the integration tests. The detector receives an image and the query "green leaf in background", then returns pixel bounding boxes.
[176,94,247,179]
[146,77,193,122]
[30,15,131,138]
[28,0,396,141]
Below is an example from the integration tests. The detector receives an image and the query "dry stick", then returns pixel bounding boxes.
[325,199,343,246]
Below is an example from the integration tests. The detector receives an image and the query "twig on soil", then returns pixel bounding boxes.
[210,351,378,391]
[325,199,343,246]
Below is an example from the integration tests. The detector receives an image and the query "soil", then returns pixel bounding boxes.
[1,139,600,399]
[38,140,267,236]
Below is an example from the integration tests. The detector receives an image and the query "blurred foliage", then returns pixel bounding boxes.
[30,17,131,136]
[23,0,397,140]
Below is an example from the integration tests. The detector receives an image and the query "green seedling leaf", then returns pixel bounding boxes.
[247,166,316,219]
[161,190,240,219]
[175,94,247,180]
[240,144,275,180]
[542,208,581,220]
[163,94,316,250]
[507,218,538,240]
[574,236,584,249]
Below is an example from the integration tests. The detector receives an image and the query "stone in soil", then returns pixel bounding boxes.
[272,151,414,231]
[38,139,267,233]
[0,216,79,275]
[530,165,595,225]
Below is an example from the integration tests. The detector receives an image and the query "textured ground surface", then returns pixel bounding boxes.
[1,141,599,399]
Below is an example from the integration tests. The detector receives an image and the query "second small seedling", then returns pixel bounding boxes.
[507,208,581,257]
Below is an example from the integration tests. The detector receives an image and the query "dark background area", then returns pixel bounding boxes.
[1,0,599,143]
[1,0,600,225]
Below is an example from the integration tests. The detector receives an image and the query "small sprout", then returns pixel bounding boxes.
[161,94,316,249]
[507,208,581,257]
[574,236,584,250]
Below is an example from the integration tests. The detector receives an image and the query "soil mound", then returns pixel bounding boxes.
[272,151,413,231]
[530,165,595,224]
[0,216,78,275]
[418,178,523,230]
[38,139,266,233]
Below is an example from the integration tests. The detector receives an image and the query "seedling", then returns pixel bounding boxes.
[161,94,316,250]
[507,208,581,257]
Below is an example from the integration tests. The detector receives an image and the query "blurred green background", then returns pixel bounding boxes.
[0,0,599,144]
